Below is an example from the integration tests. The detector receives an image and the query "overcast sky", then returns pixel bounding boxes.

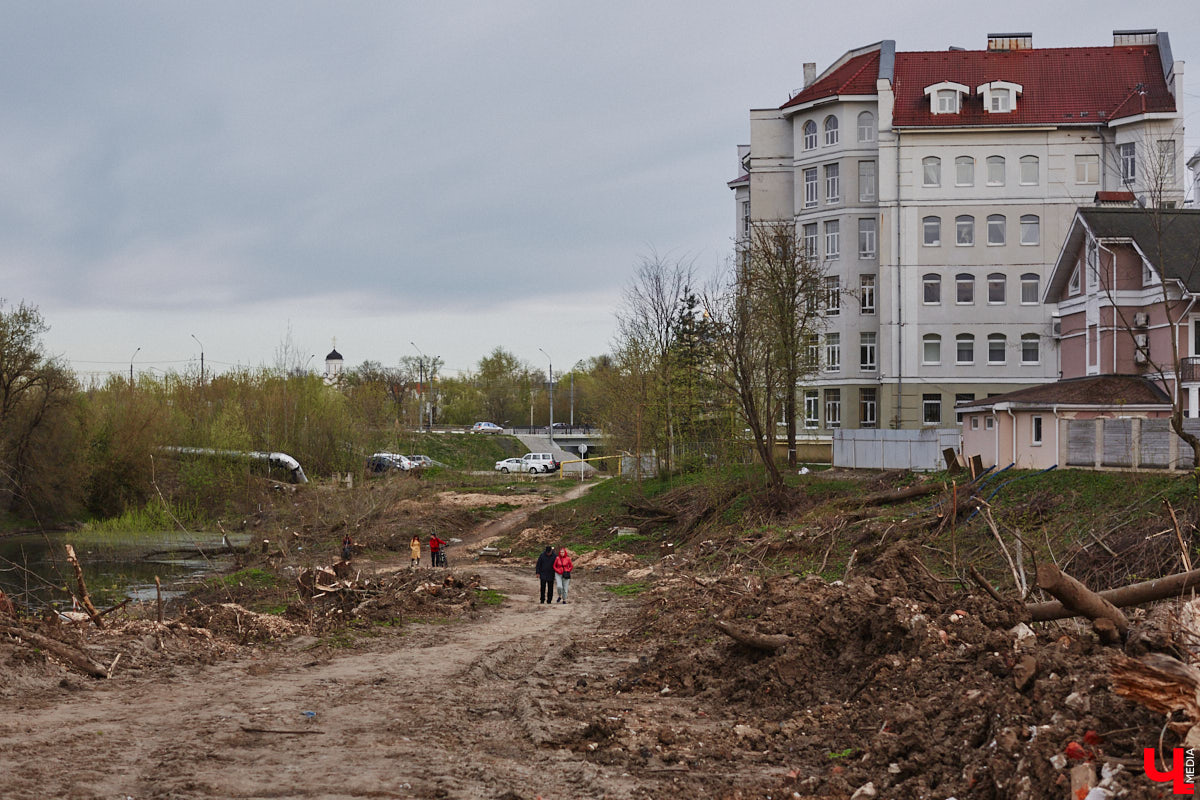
[5,1,1200,381]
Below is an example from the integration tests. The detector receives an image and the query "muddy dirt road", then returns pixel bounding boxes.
[0,556,754,800]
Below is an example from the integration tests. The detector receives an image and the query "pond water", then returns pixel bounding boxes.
[0,529,250,612]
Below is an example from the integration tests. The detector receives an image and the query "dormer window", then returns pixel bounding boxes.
[924,82,969,115]
[976,81,1023,114]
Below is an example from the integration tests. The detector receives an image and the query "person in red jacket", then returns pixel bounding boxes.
[429,533,446,567]
[553,547,574,603]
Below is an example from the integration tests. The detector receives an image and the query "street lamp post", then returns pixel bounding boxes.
[130,347,141,383]
[539,348,554,445]
[190,334,204,383]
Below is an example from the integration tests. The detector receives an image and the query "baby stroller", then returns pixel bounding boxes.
[434,549,448,567]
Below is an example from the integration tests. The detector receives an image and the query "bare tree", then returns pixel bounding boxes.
[706,222,825,492]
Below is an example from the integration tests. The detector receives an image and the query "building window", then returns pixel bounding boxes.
[804,168,818,208]
[858,160,877,201]
[922,393,942,424]
[857,111,875,142]
[985,416,994,430]
[987,214,1006,246]
[1020,155,1039,185]
[858,218,877,258]
[1021,333,1040,364]
[825,332,841,370]
[1120,142,1136,181]
[956,333,975,364]
[804,390,819,428]
[1020,273,1039,304]
[824,389,842,428]
[860,332,877,371]
[922,333,941,364]
[990,88,1011,112]
[1068,265,1081,296]
[922,156,941,187]
[988,273,1006,304]
[803,120,817,151]
[987,333,1006,364]
[955,156,974,186]
[824,277,840,315]
[987,155,1005,185]
[956,215,974,246]
[1087,240,1099,284]
[923,273,941,304]
[805,334,820,367]
[824,115,839,146]
[956,273,974,304]
[740,200,751,238]
[860,388,877,428]
[936,89,958,114]
[922,216,941,246]
[802,223,818,260]
[970,416,980,430]
[1031,415,1043,445]
[860,274,876,314]
[1020,214,1040,246]
[1076,154,1099,184]
[825,163,840,204]
[955,393,975,424]
[824,220,840,258]
[1159,140,1176,182]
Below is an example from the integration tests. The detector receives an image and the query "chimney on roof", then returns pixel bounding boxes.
[987,32,1032,51]
[803,62,816,88]
[1113,29,1158,46]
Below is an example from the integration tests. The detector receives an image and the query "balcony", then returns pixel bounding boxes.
[1180,357,1200,384]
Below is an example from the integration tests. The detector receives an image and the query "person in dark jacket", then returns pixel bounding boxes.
[534,546,556,604]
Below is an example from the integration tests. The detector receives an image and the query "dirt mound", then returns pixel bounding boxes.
[608,543,1165,798]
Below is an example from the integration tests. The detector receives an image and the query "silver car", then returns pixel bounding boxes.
[494,457,523,473]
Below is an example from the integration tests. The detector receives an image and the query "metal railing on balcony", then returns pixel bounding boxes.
[1181,356,1200,384]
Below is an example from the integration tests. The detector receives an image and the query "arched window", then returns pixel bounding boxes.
[988,273,1006,304]
[922,156,941,187]
[857,111,875,142]
[824,115,839,146]
[955,272,974,304]
[922,216,941,246]
[955,156,974,186]
[956,334,975,364]
[987,334,1007,364]
[1020,273,1040,304]
[922,273,941,304]
[956,215,975,246]
[1020,155,1039,185]
[803,120,817,150]
[987,214,1006,245]
[1020,214,1040,245]
[922,333,942,364]
[1021,333,1040,364]
[986,155,1005,185]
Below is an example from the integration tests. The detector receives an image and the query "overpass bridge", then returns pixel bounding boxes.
[509,425,606,456]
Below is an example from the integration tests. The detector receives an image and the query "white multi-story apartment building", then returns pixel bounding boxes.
[731,30,1185,433]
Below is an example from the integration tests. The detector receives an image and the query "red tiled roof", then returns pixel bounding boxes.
[1094,191,1136,203]
[892,45,1174,127]
[781,50,880,109]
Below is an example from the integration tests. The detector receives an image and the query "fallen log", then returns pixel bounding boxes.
[1035,564,1128,639]
[0,623,109,678]
[1112,652,1200,721]
[1027,566,1200,622]
[713,620,792,653]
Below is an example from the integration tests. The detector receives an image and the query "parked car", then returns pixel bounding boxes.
[408,455,434,469]
[471,421,503,434]
[366,453,417,473]
[494,457,524,473]
[521,452,560,474]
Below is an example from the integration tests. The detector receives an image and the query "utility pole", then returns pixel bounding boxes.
[539,348,553,445]
[130,346,140,384]
[191,334,204,383]
[411,342,428,431]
